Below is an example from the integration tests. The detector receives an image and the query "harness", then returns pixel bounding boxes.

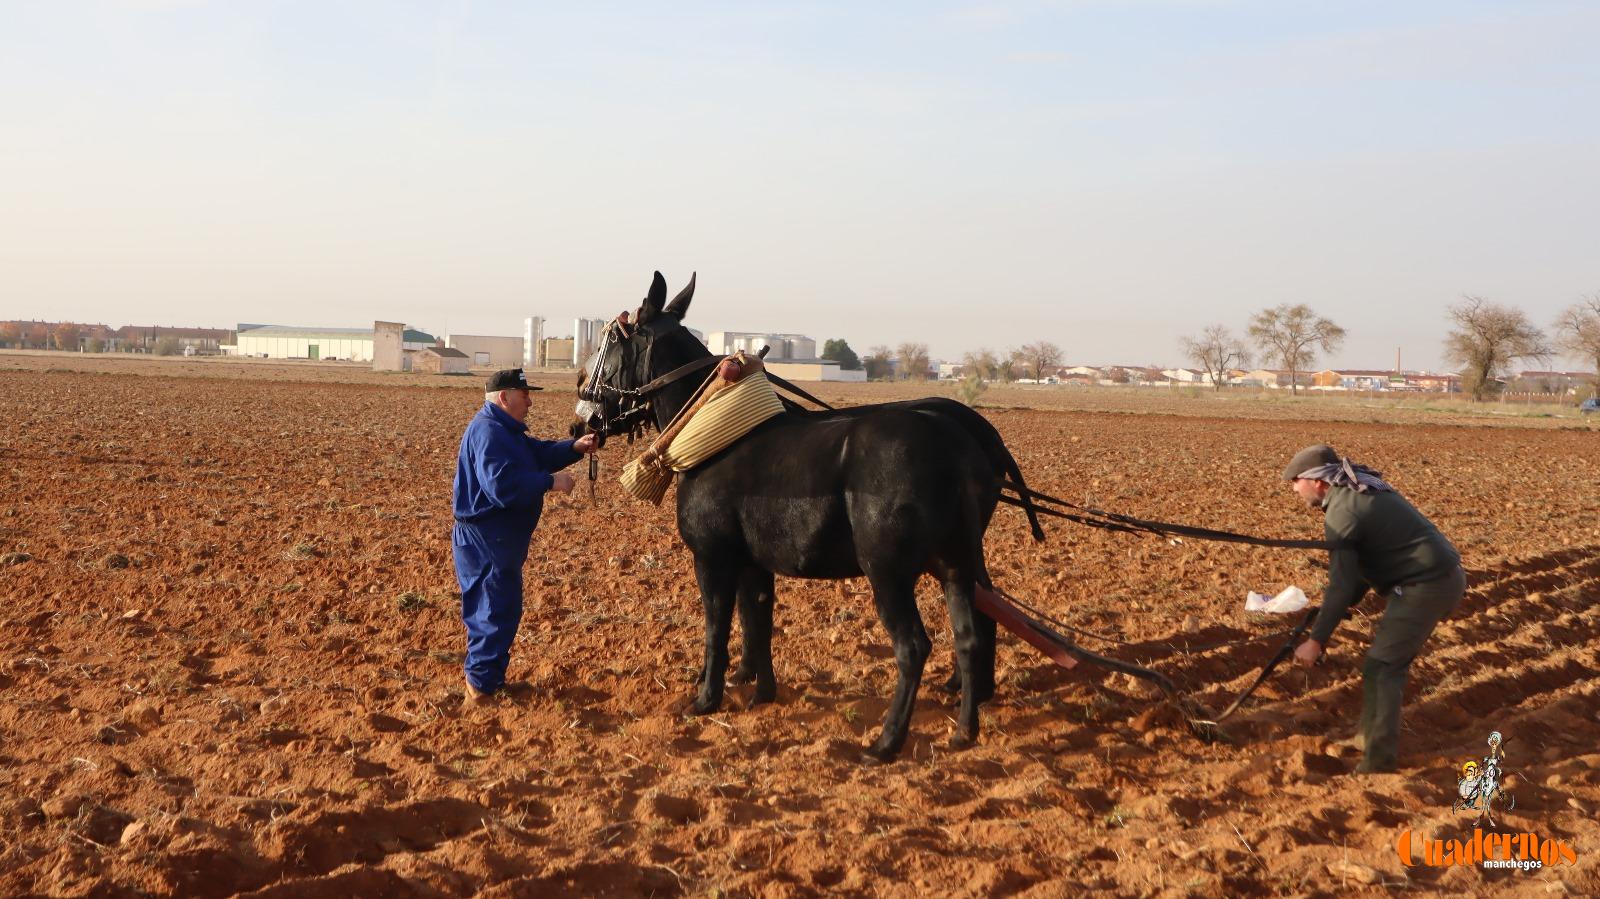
[580,320,834,441]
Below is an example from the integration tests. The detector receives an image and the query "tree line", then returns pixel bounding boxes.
[0,321,195,356]
[814,292,1599,402]
[1184,294,1600,400]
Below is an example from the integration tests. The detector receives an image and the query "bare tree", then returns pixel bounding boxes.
[863,345,894,381]
[895,342,930,381]
[961,348,999,381]
[1248,304,1346,396]
[53,323,82,351]
[25,323,48,349]
[1182,325,1251,391]
[996,348,1024,383]
[1017,341,1063,382]
[1445,296,1552,401]
[0,322,19,348]
[1554,293,1600,397]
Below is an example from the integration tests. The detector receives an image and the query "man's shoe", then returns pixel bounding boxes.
[464,679,491,705]
[1354,759,1397,774]
[1329,735,1364,755]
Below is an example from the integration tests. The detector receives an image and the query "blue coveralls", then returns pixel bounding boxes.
[452,401,581,694]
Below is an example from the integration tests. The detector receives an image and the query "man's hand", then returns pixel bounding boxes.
[551,472,577,494]
[573,433,600,455]
[1293,638,1323,668]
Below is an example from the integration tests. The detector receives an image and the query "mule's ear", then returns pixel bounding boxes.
[637,271,668,323]
[664,271,696,318]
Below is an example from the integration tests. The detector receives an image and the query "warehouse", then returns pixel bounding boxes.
[446,334,522,368]
[233,325,437,361]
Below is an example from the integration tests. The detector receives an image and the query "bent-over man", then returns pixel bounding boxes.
[1284,443,1465,774]
[453,369,597,701]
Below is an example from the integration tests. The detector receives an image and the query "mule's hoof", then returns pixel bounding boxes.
[941,672,962,694]
[860,746,899,766]
[752,683,778,705]
[730,665,756,685]
[947,733,977,752]
[689,694,722,716]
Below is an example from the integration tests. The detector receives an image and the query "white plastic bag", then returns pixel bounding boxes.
[1245,585,1309,614]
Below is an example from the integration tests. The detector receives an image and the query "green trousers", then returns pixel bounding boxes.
[1357,565,1466,772]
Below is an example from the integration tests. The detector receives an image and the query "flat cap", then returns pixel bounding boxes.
[485,369,542,392]
[1283,444,1339,481]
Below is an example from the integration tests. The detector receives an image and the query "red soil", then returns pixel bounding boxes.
[1,359,1596,897]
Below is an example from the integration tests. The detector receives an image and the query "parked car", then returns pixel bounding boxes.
[1581,397,1600,415]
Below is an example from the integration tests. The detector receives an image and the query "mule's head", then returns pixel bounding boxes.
[572,270,700,440]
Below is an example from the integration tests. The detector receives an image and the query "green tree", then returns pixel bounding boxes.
[1248,304,1346,396]
[154,336,182,356]
[87,337,105,353]
[821,338,861,370]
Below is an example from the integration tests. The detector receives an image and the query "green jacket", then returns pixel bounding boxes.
[1312,487,1460,645]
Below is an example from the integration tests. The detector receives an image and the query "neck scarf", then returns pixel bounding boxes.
[1296,457,1395,494]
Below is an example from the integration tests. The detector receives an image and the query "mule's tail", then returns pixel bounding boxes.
[925,400,1046,542]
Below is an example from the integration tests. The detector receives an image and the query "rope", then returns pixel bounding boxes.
[998,480,1342,550]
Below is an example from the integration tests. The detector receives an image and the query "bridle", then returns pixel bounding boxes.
[578,319,725,440]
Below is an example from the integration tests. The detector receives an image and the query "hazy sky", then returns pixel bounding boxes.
[5,1,1598,370]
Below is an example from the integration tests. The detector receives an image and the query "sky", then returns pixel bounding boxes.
[3,0,1598,371]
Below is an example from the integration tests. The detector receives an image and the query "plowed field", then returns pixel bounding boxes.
[2,358,1596,897]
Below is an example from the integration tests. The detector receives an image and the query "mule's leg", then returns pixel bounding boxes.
[691,560,740,715]
[863,575,932,763]
[942,568,997,704]
[940,575,982,750]
[731,567,778,704]
[971,563,999,703]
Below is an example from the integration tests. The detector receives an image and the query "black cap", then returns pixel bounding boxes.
[1283,444,1338,481]
[485,369,542,392]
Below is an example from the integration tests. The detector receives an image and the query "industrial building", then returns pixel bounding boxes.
[231,324,437,362]
[708,331,815,361]
[706,330,864,382]
[447,334,522,368]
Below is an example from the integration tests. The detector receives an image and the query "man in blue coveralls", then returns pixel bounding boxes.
[454,368,598,702]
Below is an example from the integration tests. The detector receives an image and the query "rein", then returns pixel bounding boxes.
[998,480,1342,550]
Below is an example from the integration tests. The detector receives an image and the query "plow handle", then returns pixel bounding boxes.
[973,584,1077,670]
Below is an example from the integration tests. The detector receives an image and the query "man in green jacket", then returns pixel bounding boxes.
[1285,444,1466,774]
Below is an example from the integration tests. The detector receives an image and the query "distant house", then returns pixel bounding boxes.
[1408,373,1462,393]
[1160,367,1211,384]
[416,346,471,375]
[1512,371,1596,394]
[1313,369,1396,391]
[1098,365,1150,385]
[1240,369,1314,389]
[114,325,234,354]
